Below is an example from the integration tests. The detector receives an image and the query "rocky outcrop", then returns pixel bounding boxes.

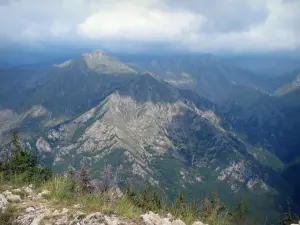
[0,186,208,225]
[140,211,207,225]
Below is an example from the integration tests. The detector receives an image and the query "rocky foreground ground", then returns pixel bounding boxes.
[0,185,207,225]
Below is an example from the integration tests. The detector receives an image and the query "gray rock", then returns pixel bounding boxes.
[0,193,8,212]
[25,207,35,213]
[172,219,186,225]
[24,187,33,194]
[3,190,12,196]
[141,211,161,225]
[38,190,50,198]
[12,188,22,193]
[6,194,21,203]
[30,214,45,225]
[192,222,208,225]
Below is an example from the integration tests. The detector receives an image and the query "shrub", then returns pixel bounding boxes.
[125,184,165,212]
[42,175,73,201]
[0,131,52,185]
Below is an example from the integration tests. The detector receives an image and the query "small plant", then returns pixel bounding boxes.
[42,175,73,201]
[125,184,165,212]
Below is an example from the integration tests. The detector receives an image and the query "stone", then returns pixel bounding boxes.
[141,211,161,225]
[104,214,120,225]
[73,204,81,208]
[29,184,33,188]
[172,219,186,225]
[30,214,45,225]
[12,188,22,193]
[53,209,60,216]
[0,193,8,213]
[158,218,172,225]
[82,212,106,224]
[38,190,50,198]
[6,194,21,203]
[25,207,35,213]
[62,208,69,214]
[192,222,208,225]
[166,213,173,219]
[3,190,12,196]
[0,194,8,204]
[24,187,33,194]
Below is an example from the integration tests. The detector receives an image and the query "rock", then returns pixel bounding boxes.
[38,190,50,198]
[53,209,60,216]
[30,214,45,225]
[62,208,69,215]
[110,186,124,199]
[0,193,8,212]
[104,214,120,225]
[166,213,173,219]
[192,222,208,225]
[172,219,186,225]
[141,211,161,225]
[159,218,172,225]
[24,187,33,194]
[12,188,22,193]
[82,212,106,224]
[29,184,33,188]
[25,207,35,213]
[3,190,12,196]
[6,194,21,203]
[73,204,81,208]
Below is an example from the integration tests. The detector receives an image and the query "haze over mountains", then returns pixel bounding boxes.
[0,49,300,223]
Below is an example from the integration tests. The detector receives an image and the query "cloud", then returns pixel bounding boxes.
[0,0,299,53]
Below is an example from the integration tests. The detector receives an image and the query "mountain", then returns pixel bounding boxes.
[20,73,292,223]
[0,51,299,223]
[274,69,300,95]
[125,54,274,103]
[0,50,137,146]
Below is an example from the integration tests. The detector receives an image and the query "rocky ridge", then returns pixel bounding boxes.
[0,185,207,225]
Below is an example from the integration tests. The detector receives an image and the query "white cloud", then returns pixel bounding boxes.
[0,0,299,53]
[77,3,204,43]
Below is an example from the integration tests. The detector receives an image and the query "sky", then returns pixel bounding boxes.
[0,0,299,54]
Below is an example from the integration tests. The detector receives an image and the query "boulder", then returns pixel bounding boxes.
[6,194,21,203]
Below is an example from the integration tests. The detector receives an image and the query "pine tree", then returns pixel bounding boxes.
[79,168,93,194]
[1,131,52,183]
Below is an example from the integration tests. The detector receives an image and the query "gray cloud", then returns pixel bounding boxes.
[0,0,299,53]
[166,0,269,33]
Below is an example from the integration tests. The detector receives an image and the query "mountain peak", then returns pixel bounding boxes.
[54,50,136,74]
[82,49,109,60]
[116,72,179,103]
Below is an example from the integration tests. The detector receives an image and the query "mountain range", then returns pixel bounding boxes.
[0,50,299,224]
